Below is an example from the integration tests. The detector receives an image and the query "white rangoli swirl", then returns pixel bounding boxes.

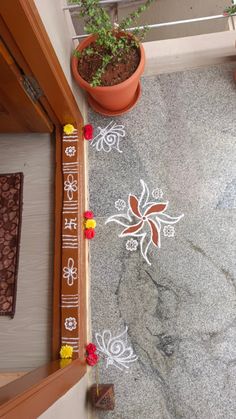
[95,327,138,371]
[91,121,125,153]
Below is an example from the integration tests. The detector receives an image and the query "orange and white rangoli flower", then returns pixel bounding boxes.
[105,180,184,265]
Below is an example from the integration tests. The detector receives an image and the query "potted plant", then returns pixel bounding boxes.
[71,0,155,115]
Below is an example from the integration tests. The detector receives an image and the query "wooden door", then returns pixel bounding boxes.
[0,38,53,133]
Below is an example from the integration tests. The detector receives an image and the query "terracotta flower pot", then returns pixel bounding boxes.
[71,34,145,116]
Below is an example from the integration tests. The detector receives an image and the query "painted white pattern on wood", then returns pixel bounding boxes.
[63,139,78,143]
[62,258,77,286]
[65,146,76,157]
[61,337,79,341]
[64,218,77,230]
[64,174,78,201]
[64,317,77,331]
[63,162,79,166]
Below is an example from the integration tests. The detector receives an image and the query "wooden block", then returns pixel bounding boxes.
[89,384,115,411]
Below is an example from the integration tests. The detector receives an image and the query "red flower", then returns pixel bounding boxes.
[83,124,93,140]
[84,210,94,219]
[85,228,95,239]
[86,352,99,366]
[86,343,97,354]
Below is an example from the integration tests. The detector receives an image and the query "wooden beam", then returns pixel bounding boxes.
[0,360,86,419]
[0,373,27,389]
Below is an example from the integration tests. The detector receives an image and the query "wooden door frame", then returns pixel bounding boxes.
[0,1,87,418]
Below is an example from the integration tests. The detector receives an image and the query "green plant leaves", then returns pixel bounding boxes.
[76,0,156,86]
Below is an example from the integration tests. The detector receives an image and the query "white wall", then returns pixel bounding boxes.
[39,375,89,419]
[34,0,87,120]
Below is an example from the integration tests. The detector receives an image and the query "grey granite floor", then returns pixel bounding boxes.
[88,63,236,419]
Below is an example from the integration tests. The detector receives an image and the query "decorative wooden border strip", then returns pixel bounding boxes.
[53,124,86,360]
[61,129,81,356]
[52,127,63,360]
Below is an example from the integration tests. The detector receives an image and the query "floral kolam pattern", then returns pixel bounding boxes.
[90,121,125,153]
[95,327,138,371]
[61,126,80,355]
[105,180,184,265]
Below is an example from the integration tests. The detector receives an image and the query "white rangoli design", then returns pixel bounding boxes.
[115,199,126,211]
[64,174,78,201]
[126,238,138,252]
[65,146,76,157]
[64,317,77,331]
[152,188,163,199]
[91,121,125,153]
[95,327,138,371]
[163,225,175,237]
[105,180,184,265]
[63,257,77,286]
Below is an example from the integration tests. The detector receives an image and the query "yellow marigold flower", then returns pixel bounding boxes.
[60,344,73,359]
[85,219,96,229]
[63,124,75,135]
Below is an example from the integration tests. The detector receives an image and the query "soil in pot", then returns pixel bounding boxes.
[78,40,140,86]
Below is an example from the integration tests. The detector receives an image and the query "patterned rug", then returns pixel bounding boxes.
[0,173,23,317]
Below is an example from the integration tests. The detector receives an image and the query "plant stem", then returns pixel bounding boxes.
[96,363,99,397]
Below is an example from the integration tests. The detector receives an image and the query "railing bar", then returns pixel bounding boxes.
[72,13,236,40]
[128,14,235,30]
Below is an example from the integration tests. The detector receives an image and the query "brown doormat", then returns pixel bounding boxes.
[0,173,23,318]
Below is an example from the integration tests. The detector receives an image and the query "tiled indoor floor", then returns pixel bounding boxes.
[88,63,236,419]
